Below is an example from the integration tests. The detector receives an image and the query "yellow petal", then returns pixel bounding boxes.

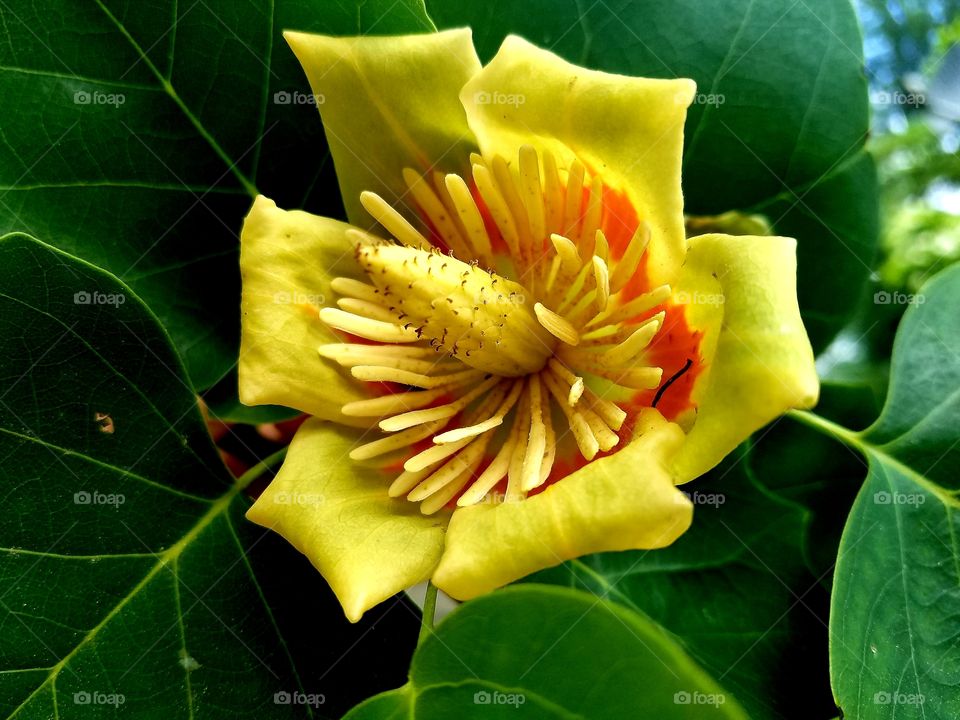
[284,29,481,229]
[247,419,447,622]
[431,409,693,600]
[460,36,695,286]
[239,195,369,423]
[670,233,819,482]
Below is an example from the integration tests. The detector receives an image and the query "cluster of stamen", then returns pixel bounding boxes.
[317,146,672,514]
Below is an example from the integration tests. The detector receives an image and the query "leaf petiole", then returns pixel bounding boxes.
[418,581,439,647]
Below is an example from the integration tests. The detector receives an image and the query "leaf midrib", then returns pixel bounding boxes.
[91,0,259,198]
[0,426,212,503]
[5,482,242,719]
[789,410,960,510]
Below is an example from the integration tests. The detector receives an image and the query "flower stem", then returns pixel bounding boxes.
[417,581,438,647]
[235,446,289,491]
[786,409,863,451]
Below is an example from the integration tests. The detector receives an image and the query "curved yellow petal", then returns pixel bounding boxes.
[671,233,819,483]
[432,409,692,600]
[247,419,448,622]
[239,195,370,423]
[460,35,696,286]
[284,28,481,228]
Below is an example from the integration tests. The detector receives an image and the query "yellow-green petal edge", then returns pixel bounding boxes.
[460,35,696,287]
[247,419,448,622]
[432,410,693,600]
[285,28,481,229]
[671,233,820,483]
[239,195,370,424]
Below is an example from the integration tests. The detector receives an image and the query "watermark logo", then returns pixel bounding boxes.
[679,490,726,508]
[873,290,924,305]
[273,691,325,708]
[674,690,726,706]
[874,691,925,705]
[473,690,526,707]
[692,92,725,107]
[871,90,924,107]
[73,90,125,107]
[273,291,326,306]
[473,90,525,107]
[74,490,125,507]
[674,90,725,107]
[492,291,527,306]
[873,491,925,506]
[274,491,325,506]
[273,90,324,105]
[73,691,125,706]
[74,290,125,306]
[673,290,725,307]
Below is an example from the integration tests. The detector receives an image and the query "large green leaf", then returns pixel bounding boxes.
[0,233,420,718]
[525,447,835,720]
[811,265,960,719]
[0,0,434,389]
[427,0,878,349]
[345,585,749,719]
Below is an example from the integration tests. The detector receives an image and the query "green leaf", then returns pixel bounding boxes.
[426,0,878,349]
[0,0,434,389]
[0,232,419,718]
[802,265,960,719]
[524,448,836,720]
[345,585,750,719]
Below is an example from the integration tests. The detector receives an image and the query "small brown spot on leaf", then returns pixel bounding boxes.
[94,412,114,434]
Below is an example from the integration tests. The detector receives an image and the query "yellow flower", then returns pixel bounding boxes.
[240,29,819,621]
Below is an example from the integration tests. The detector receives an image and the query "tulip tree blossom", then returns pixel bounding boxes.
[238,29,818,621]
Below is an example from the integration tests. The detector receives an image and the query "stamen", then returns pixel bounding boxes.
[542,370,599,460]
[351,365,483,388]
[579,176,604,256]
[593,229,610,263]
[473,163,522,261]
[403,384,507,473]
[379,375,500,431]
[579,385,627,431]
[336,297,400,324]
[562,159,585,239]
[402,168,473,259]
[407,438,490,502]
[433,379,524,443]
[534,302,580,346]
[588,284,671,328]
[419,468,476,515]
[318,307,418,343]
[505,385,532,501]
[457,430,517,506]
[492,155,534,266]
[550,233,582,274]
[600,312,664,367]
[547,358,585,406]
[444,173,494,263]
[542,150,564,236]
[349,419,449,460]
[330,277,381,304]
[342,387,453,417]
[518,145,546,242]
[319,345,456,374]
[608,221,651,293]
[359,191,431,249]
[520,374,547,491]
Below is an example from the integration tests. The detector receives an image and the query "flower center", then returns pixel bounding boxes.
[317,146,676,514]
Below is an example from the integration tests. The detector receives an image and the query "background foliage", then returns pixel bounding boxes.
[0,0,957,718]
